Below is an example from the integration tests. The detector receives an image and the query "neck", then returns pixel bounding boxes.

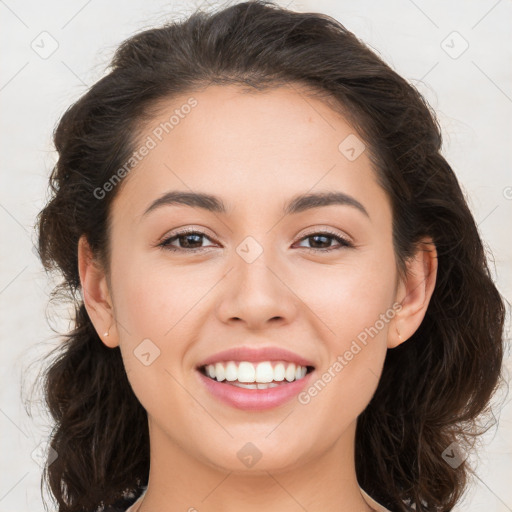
[137,419,373,512]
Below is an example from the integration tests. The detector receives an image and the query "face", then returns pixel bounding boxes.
[88,84,404,473]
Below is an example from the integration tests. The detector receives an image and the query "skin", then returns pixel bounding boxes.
[78,84,437,512]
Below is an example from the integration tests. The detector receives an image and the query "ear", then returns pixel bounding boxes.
[388,237,438,349]
[77,234,119,348]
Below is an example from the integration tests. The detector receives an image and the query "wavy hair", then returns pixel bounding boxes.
[34,1,505,510]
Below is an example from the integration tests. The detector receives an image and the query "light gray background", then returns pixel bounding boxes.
[1,0,511,511]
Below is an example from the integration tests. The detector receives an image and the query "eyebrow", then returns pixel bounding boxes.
[142,190,369,218]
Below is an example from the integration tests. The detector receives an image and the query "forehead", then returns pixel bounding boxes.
[110,84,389,224]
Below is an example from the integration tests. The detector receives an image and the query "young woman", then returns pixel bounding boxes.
[35,1,505,511]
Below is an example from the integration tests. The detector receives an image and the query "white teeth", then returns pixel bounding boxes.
[225,361,238,382]
[255,362,274,383]
[233,382,258,389]
[232,382,281,389]
[214,362,225,381]
[285,363,296,382]
[238,362,256,382]
[296,366,307,379]
[204,360,310,384]
[273,363,285,381]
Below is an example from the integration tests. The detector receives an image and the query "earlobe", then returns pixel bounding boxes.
[77,235,119,348]
[388,238,438,349]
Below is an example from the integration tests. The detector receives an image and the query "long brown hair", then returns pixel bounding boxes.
[34,1,505,510]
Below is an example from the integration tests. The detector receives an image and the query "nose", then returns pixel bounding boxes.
[215,246,299,330]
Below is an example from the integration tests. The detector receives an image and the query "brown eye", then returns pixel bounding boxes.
[159,230,216,252]
[296,232,353,251]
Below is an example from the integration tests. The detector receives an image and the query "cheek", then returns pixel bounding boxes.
[112,265,193,414]
[111,252,202,338]
[297,340,387,453]
[110,255,214,392]
[296,250,397,344]
[297,270,393,436]
[294,249,396,412]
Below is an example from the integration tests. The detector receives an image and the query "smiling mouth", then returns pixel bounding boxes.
[198,361,315,390]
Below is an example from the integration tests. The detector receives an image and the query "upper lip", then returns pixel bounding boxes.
[196,346,315,369]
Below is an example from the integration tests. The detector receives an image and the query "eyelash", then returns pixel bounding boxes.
[157,228,354,253]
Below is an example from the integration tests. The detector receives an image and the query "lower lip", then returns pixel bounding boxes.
[197,369,315,411]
